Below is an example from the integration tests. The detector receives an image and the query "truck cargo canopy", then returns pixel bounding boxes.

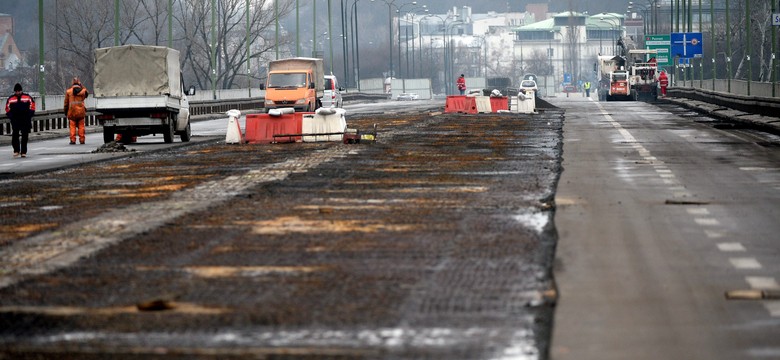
[94,45,182,98]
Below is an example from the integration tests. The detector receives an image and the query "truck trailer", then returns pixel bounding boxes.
[93,45,191,144]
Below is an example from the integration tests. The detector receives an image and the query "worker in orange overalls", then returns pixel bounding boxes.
[658,71,669,97]
[64,77,89,144]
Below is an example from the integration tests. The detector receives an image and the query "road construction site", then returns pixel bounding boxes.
[0,101,564,359]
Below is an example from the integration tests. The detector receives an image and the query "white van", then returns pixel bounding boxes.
[322,75,343,108]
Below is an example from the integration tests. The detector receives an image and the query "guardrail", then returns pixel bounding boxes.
[0,96,264,137]
[667,86,780,118]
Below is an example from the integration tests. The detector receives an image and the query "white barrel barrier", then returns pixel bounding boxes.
[225,109,243,144]
[302,108,347,142]
[513,92,536,114]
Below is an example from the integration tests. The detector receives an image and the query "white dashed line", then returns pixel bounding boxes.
[686,208,710,216]
[765,303,780,317]
[694,218,720,226]
[745,277,779,289]
[717,243,746,252]
[729,258,762,270]
[704,230,726,239]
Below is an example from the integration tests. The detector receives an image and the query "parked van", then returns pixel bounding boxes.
[322,75,343,108]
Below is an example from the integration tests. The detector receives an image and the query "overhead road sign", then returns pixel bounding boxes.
[645,34,671,67]
[671,32,703,59]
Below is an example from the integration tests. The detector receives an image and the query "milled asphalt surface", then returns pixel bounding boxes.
[0,103,564,359]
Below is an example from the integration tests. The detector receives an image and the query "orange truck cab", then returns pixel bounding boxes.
[263,57,324,112]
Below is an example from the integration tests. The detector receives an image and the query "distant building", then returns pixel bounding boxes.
[0,13,22,71]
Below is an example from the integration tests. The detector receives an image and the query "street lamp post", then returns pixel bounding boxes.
[600,18,620,56]
[422,14,460,95]
[445,21,464,95]
[395,2,418,79]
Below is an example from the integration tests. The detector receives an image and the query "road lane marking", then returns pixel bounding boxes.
[765,303,780,317]
[694,218,720,226]
[729,258,762,270]
[717,243,746,252]
[704,230,726,239]
[745,277,779,289]
[686,208,710,215]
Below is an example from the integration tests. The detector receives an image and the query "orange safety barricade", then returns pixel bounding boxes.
[245,112,306,143]
[489,97,508,112]
[444,95,468,113]
[463,96,479,114]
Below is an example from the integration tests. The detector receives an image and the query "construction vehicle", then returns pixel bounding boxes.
[607,70,631,101]
[263,57,324,112]
[596,55,623,101]
[627,49,659,101]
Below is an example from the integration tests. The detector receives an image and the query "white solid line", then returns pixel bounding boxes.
[717,243,746,252]
[694,218,721,226]
[745,276,780,289]
[729,258,763,270]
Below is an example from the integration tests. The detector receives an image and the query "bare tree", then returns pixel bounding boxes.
[176,0,293,90]
[525,50,553,76]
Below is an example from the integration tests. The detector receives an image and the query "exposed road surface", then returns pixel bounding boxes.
[551,97,780,359]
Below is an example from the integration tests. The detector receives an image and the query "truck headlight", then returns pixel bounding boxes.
[266,100,275,105]
[295,99,306,105]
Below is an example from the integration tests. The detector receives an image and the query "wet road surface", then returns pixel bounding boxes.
[552,97,780,359]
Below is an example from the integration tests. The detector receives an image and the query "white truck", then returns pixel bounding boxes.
[93,45,191,143]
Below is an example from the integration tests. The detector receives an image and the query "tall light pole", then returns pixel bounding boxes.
[371,0,395,78]
[211,0,217,99]
[725,0,731,93]
[275,0,279,59]
[395,1,418,79]
[38,0,45,109]
[246,0,251,95]
[745,0,751,96]
[422,14,459,95]
[328,0,334,75]
[600,17,620,56]
[710,0,715,90]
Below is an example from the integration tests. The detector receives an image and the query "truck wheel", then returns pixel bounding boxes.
[179,121,191,142]
[163,120,175,143]
[103,127,115,144]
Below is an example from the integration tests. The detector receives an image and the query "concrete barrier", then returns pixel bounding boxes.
[302,108,347,142]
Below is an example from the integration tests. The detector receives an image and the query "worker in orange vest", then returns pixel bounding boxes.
[64,77,89,144]
[658,71,669,97]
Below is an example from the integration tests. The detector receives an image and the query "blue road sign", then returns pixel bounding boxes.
[671,32,703,59]
[563,72,572,84]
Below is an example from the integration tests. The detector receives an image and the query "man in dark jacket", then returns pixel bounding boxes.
[4,83,36,158]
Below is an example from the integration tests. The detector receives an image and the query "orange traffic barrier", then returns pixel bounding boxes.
[489,97,508,112]
[463,96,480,114]
[245,112,305,143]
[445,95,468,113]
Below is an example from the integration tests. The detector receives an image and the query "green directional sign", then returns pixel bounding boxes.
[645,34,671,67]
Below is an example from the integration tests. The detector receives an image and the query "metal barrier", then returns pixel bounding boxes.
[1,97,263,136]
[667,87,780,118]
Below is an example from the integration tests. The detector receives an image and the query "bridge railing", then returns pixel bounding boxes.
[0,89,265,136]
